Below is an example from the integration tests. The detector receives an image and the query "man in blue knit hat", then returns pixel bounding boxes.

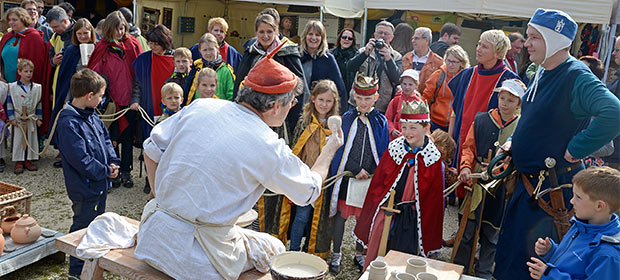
[494,8,620,280]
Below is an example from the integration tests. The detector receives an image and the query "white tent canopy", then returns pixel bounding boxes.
[364,0,615,24]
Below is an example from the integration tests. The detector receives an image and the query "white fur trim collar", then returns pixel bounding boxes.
[388,136,441,167]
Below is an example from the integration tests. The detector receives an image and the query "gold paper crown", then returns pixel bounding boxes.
[353,72,379,95]
[400,99,430,122]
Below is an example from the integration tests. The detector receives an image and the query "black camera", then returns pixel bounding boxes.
[375,38,385,50]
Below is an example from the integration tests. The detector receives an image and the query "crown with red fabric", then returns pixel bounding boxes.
[400,98,430,123]
[353,72,379,96]
[242,39,297,94]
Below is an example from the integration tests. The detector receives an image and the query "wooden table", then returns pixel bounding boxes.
[0,228,64,276]
[359,250,465,280]
[56,216,272,280]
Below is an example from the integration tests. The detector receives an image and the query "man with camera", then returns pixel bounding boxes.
[347,21,402,114]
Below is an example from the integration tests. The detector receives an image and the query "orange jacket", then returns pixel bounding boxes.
[402,49,444,93]
[421,65,460,127]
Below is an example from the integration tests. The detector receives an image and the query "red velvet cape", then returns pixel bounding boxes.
[354,137,445,254]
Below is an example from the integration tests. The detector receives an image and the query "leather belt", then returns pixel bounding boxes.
[522,162,581,179]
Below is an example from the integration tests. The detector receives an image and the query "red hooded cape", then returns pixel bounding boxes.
[353,136,445,255]
[87,35,142,134]
[0,28,51,133]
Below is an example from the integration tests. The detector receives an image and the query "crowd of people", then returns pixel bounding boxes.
[0,2,619,280]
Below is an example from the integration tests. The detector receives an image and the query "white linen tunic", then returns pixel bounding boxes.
[135,99,322,280]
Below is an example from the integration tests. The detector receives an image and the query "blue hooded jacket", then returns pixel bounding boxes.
[53,104,120,201]
[540,214,620,279]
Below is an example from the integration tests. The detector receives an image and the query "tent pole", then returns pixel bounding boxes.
[362,7,368,46]
[132,0,137,25]
[603,24,617,82]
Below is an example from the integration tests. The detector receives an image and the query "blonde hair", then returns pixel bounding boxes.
[161,82,183,99]
[480,30,511,59]
[444,45,470,69]
[173,47,192,59]
[17,58,34,71]
[572,166,620,213]
[302,79,339,127]
[208,17,229,33]
[198,67,217,84]
[101,11,128,42]
[255,14,277,31]
[431,129,456,165]
[300,20,328,58]
[199,32,218,49]
[5,7,33,28]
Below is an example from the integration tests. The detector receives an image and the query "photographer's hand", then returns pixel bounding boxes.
[365,38,376,56]
[379,46,391,61]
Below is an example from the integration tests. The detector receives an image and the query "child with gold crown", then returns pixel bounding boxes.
[354,97,445,270]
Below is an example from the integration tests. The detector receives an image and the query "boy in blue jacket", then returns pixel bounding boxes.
[53,68,120,278]
[527,166,620,279]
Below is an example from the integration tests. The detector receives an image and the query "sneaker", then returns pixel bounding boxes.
[329,253,341,275]
[0,158,5,172]
[353,255,364,272]
[14,162,24,174]
[111,176,121,188]
[24,160,37,171]
[121,172,134,188]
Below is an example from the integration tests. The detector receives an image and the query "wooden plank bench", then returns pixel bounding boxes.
[55,216,271,280]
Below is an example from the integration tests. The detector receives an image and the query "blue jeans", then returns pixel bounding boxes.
[289,205,313,251]
[68,195,106,276]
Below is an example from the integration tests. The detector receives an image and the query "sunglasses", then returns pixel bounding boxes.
[341,36,354,41]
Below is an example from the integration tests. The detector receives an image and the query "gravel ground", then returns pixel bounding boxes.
[1,148,459,280]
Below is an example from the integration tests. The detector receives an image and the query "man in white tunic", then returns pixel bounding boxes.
[134,42,344,280]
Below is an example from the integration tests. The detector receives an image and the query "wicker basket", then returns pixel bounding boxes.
[0,181,32,219]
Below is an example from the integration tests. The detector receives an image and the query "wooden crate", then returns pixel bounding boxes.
[0,181,32,219]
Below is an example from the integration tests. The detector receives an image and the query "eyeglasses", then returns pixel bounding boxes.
[341,36,353,41]
[445,59,461,65]
[375,31,392,36]
[291,97,298,107]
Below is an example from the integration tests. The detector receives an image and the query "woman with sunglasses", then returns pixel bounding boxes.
[330,28,357,98]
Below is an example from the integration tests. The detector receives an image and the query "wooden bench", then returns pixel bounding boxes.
[55,217,271,280]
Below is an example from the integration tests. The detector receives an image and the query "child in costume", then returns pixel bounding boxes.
[196,68,218,99]
[7,59,42,174]
[354,98,445,270]
[526,166,620,280]
[166,47,192,90]
[329,73,389,274]
[386,69,422,141]
[157,83,184,124]
[453,78,525,278]
[288,79,340,256]
[53,69,120,277]
[184,33,234,104]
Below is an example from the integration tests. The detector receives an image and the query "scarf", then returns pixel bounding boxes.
[292,114,332,156]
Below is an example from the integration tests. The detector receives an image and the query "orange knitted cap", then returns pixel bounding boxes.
[242,40,297,94]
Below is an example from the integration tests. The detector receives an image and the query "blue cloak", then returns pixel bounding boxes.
[50,44,81,138]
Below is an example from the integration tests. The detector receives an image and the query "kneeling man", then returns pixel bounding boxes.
[134,42,344,280]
